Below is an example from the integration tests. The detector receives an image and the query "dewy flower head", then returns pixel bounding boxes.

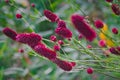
[2,27,17,40]
[34,44,57,60]
[94,19,104,29]
[55,27,72,39]
[44,10,59,22]
[16,33,42,46]
[71,14,96,42]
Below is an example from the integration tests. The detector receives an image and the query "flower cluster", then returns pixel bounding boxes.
[2,27,76,71]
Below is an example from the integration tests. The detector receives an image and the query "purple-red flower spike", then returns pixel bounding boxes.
[44,10,59,22]
[86,68,94,74]
[53,58,73,71]
[16,33,42,47]
[57,20,67,28]
[55,27,72,39]
[71,14,96,42]
[94,20,104,29]
[34,44,57,60]
[50,35,57,42]
[2,27,17,40]
[112,27,118,34]
[111,4,120,15]
[54,45,61,51]
[106,0,113,2]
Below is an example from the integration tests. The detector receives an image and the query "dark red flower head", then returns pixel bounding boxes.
[31,3,35,7]
[44,10,59,22]
[58,40,64,45]
[112,27,118,34]
[57,20,66,28]
[53,58,73,71]
[34,44,57,60]
[53,44,61,51]
[50,35,57,42]
[86,67,94,74]
[106,0,113,2]
[16,33,42,46]
[71,14,96,42]
[55,27,72,39]
[94,20,104,29]
[111,4,120,15]
[16,13,22,19]
[2,27,17,40]
[109,47,120,55]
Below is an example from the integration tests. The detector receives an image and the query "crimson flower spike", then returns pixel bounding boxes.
[44,10,59,22]
[16,33,42,47]
[2,27,17,40]
[55,27,72,39]
[52,58,75,71]
[33,43,57,60]
[71,14,96,42]
[55,20,72,39]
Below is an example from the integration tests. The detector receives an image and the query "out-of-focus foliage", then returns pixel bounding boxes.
[0,0,120,80]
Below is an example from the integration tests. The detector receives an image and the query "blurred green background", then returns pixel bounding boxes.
[0,0,120,80]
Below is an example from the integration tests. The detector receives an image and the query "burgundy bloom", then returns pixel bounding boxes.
[50,35,57,42]
[55,27,72,39]
[53,44,61,51]
[2,27,17,40]
[57,20,66,28]
[34,44,57,60]
[94,20,104,28]
[31,3,35,7]
[58,40,64,45]
[111,4,120,15]
[112,27,118,34]
[86,68,94,74]
[16,13,22,19]
[106,0,113,2]
[53,58,73,71]
[71,14,96,42]
[16,33,42,47]
[109,47,120,55]
[44,10,59,22]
